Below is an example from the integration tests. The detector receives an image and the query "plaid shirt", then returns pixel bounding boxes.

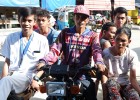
[40,26,104,67]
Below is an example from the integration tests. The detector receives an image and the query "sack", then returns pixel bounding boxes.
[7,91,24,100]
[49,64,69,77]
[7,86,35,100]
[17,88,35,100]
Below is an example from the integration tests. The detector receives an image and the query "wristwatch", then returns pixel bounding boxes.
[33,75,40,82]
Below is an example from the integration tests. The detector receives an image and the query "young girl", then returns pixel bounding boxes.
[103,27,140,99]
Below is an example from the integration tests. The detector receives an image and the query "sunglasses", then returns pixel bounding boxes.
[75,14,89,20]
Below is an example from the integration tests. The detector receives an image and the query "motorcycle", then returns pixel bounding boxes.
[38,64,99,100]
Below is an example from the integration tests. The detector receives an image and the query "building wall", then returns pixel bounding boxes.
[128,7,140,24]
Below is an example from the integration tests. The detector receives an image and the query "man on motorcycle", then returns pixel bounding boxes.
[32,5,106,100]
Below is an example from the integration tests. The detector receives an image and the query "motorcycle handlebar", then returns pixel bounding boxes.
[37,64,97,71]
[79,64,98,71]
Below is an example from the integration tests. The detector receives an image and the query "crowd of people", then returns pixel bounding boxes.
[0,5,140,100]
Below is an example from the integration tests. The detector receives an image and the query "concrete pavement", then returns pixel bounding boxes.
[130,25,140,61]
[0,25,140,100]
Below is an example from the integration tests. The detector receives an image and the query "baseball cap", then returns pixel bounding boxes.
[74,5,89,16]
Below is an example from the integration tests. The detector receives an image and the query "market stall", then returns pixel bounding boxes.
[0,0,40,29]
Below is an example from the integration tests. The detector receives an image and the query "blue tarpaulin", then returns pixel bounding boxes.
[0,0,40,7]
[41,0,76,12]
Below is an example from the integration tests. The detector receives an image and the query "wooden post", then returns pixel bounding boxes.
[111,0,114,22]
[5,19,7,29]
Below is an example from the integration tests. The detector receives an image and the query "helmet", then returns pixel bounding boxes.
[74,5,89,16]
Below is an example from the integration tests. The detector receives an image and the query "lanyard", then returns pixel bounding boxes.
[20,32,34,59]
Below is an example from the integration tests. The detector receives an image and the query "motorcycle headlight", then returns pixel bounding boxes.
[46,82,66,96]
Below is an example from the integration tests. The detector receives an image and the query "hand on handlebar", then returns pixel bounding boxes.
[31,62,47,91]
[31,80,40,92]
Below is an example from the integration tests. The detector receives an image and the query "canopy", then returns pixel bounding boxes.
[84,0,135,10]
[85,0,111,10]
[41,0,76,12]
[0,0,40,7]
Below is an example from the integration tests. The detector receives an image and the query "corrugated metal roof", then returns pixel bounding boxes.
[84,0,111,10]
[84,0,135,10]
[114,0,135,10]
